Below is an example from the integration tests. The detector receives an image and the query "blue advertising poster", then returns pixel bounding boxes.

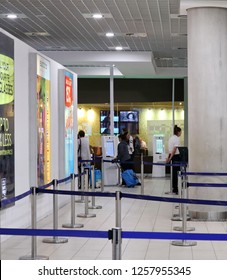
[65,71,74,176]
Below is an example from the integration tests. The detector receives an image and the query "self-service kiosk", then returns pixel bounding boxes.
[101,136,119,185]
[152,135,166,177]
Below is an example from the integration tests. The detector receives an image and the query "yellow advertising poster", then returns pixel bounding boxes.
[36,55,51,185]
[0,32,14,208]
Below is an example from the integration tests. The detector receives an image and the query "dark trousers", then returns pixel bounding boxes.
[171,154,181,194]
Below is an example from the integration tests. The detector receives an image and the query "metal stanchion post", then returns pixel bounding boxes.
[62,174,83,228]
[77,169,96,218]
[43,179,68,243]
[101,159,104,192]
[171,179,197,247]
[172,170,182,220]
[111,227,122,260]
[115,191,122,228]
[75,165,85,203]
[19,187,49,260]
[173,171,194,232]
[165,161,174,194]
[172,167,190,222]
[141,153,144,195]
[89,165,102,209]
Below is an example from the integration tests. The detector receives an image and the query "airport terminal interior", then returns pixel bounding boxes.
[1,0,227,261]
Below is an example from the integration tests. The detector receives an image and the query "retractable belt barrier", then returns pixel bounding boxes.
[2,161,227,260]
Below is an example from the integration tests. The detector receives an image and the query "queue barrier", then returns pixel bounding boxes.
[2,183,227,259]
[2,160,227,259]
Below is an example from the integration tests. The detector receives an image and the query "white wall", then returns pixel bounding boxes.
[0,28,77,240]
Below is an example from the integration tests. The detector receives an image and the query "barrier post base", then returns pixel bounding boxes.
[173,226,195,231]
[62,223,84,228]
[89,205,102,209]
[77,213,96,218]
[171,215,190,221]
[171,240,197,247]
[19,255,49,260]
[42,237,68,243]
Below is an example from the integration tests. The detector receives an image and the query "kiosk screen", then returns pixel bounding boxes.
[156,138,164,154]
[105,140,115,157]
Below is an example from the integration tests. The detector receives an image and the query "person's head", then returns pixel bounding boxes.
[78,130,85,138]
[127,112,135,120]
[174,125,182,137]
[121,133,128,141]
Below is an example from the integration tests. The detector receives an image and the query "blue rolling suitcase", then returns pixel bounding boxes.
[121,169,139,188]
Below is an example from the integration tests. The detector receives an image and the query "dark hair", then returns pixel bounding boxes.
[78,130,85,138]
[174,125,181,135]
[127,112,136,120]
[121,133,128,141]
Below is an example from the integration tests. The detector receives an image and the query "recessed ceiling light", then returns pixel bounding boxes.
[83,13,112,19]
[92,13,103,19]
[115,46,123,51]
[7,14,18,19]
[106,32,114,37]
[0,13,27,19]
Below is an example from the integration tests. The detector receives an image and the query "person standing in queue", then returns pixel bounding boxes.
[77,130,91,189]
[166,125,182,195]
[122,128,134,161]
[116,133,131,186]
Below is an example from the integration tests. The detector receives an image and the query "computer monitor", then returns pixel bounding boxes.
[100,110,119,134]
[119,110,139,122]
[178,147,188,163]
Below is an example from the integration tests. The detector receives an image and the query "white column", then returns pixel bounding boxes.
[188,7,227,219]
[110,65,114,136]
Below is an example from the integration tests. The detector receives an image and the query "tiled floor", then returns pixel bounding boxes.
[1,175,227,260]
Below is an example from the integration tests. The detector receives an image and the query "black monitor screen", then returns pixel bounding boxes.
[100,122,119,134]
[100,110,119,122]
[119,110,139,122]
[100,110,119,134]
[119,122,139,135]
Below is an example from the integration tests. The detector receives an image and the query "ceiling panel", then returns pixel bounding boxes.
[0,0,189,77]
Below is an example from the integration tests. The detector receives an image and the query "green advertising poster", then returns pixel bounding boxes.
[0,32,14,208]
